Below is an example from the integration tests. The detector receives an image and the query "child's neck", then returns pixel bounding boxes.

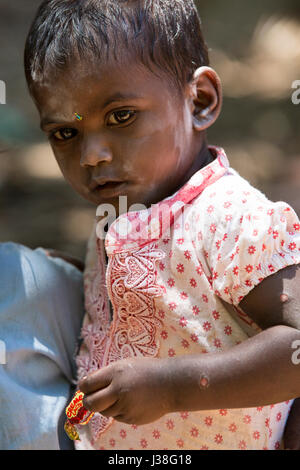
[172,140,213,196]
[102,142,213,230]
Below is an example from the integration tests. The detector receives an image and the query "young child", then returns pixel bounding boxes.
[24,0,300,450]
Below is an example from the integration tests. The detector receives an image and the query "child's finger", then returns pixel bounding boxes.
[98,400,123,419]
[79,366,114,394]
[83,385,117,413]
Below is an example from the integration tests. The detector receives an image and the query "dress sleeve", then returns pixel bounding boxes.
[201,190,300,306]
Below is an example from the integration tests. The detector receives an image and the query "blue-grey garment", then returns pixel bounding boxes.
[0,243,85,450]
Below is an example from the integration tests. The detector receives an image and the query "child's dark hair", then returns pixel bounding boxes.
[24,0,209,94]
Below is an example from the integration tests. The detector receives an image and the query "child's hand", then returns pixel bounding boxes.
[79,357,174,425]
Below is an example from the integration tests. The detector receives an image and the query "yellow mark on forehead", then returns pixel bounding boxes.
[74,112,83,121]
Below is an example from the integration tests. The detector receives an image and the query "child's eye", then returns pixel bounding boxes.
[51,128,78,141]
[107,110,136,126]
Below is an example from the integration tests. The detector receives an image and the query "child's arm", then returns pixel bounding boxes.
[79,263,300,425]
[239,263,300,331]
[240,262,300,450]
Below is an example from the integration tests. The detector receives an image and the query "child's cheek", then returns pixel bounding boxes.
[52,149,68,173]
[52,147,78,184]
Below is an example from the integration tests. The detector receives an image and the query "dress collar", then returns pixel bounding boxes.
[103,146,229,254]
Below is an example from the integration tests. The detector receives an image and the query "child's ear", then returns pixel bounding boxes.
[188,67,222,131]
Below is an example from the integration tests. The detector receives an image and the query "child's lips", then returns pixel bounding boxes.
[90,179,128,198]
[89,177,123,190]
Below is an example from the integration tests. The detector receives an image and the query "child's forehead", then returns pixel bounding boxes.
[35,58,181,108]
[34,58,185,122]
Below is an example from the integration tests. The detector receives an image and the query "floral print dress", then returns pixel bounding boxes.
[75,147,300,450]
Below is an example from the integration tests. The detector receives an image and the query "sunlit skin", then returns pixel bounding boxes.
[31,56,300,448]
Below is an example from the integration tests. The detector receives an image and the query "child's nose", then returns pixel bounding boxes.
[80,137,113,168]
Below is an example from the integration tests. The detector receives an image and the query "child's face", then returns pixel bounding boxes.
[35,59,200,213]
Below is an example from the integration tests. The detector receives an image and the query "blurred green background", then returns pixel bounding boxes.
[0,0,300,259]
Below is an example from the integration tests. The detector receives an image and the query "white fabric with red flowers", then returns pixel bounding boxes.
[75,147,300,450]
